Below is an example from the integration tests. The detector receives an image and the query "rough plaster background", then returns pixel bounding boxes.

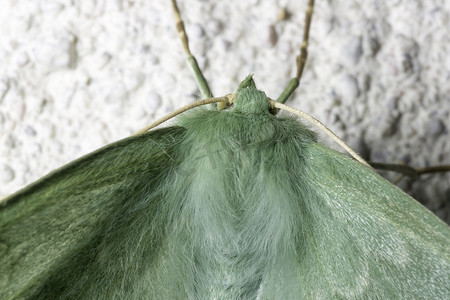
[0,0,449,221]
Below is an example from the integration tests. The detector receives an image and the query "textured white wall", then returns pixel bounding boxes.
[0,0,449,220]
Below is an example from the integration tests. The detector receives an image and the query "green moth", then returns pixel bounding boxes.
[1,0,449,299]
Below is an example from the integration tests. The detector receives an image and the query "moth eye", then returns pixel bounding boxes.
[218,101,233,111]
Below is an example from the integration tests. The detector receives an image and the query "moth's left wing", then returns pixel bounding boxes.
[0,126,186,299]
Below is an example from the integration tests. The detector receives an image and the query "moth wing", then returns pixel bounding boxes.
[296,143,450,299]
[0,127,186,299]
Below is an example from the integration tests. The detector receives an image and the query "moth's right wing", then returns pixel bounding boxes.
[291,143,450,299]
[0,126,186,299]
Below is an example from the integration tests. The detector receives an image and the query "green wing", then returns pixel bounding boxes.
[0,126,186,299]
[291,143,450,299]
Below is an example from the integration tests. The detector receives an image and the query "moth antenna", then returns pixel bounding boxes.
[171,0,213,99]
[369,162,450,178]
[393,174,404,184]
[277,0,315,104]
[133,95,233,135]
[270,100,372,168]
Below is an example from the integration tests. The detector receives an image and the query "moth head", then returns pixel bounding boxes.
[219,74,275,115]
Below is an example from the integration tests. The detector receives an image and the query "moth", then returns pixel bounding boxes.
[1,0,449,299]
